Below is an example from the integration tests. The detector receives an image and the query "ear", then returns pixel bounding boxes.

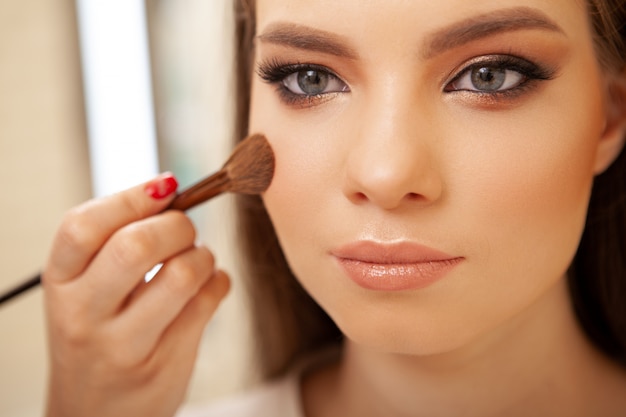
[594,72,626,174]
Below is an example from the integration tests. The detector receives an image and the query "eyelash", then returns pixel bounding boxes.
[256,55,556,107]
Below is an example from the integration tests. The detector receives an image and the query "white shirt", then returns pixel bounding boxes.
[177,371,304,417]
[177,347,341,417]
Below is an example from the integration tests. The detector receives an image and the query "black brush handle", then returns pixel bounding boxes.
[0,274,42,306]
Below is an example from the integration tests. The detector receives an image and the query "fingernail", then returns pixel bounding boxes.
[145,173,178,199]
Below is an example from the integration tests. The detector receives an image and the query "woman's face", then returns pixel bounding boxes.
[249,0,619,354]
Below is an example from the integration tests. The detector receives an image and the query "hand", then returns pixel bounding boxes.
[43,173,230,417]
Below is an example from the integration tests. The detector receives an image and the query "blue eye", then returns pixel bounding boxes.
[450,66,525,92]
[282,68,348,96]
[445,55,554,95]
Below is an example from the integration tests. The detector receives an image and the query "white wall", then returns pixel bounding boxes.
[0,1,90,415]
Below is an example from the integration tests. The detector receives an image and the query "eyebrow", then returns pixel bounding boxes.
[422,7,565,59]
[256,7,565,61]
[257,23,359,59]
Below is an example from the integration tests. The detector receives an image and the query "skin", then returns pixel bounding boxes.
[251,0,626,416]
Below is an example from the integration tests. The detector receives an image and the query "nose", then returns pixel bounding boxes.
[342,93,443,210]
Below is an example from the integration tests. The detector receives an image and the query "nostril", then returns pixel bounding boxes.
[350,190,426,206]
[347,192,369,204]
[355,192,368,202]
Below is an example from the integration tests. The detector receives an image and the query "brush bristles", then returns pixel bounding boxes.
[167,133,274,212]
[225,134,275,194]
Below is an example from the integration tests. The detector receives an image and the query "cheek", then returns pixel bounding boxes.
[260,145,326,258]
[454,87,604,284]
[467,119,595,222]
[249,78,336,252]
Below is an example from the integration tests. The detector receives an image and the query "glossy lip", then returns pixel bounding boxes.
[330,241,464,291]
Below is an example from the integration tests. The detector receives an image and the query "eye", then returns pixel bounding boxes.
[449,66,525,92]
[257,60,350,107]
[282,68,348,96]
[444,55,555,95]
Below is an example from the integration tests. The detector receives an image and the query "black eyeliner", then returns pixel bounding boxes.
[444,54,558,97]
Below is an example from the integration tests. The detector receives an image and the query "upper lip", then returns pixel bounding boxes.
[330,241,461,264]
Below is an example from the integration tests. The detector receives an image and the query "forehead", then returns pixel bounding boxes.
[255,0,592,48]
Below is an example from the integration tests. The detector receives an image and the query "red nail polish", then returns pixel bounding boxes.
[145,173,178,199]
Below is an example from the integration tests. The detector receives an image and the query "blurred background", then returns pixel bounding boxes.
[0,1,253,415]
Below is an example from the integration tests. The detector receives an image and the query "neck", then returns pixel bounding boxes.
[304,278,626,417]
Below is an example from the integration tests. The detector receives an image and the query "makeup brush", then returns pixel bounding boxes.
[168,133,274,210]
[0,133,274,306]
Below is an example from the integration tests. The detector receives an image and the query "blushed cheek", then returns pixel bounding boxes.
[468,114,600,279]
[249,83,325,256]
[528,106,601,225]
[255,128,326,224]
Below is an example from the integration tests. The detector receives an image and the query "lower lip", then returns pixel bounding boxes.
[335,258,463,291]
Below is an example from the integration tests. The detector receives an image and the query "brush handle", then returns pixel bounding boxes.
[0,170,231,307]
[0,274,41,306]
[168,170,229,211]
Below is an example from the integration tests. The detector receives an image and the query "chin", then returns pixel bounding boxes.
[332,307,490,357]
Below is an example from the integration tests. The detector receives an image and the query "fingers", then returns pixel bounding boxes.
[104,268,231,372]
[72,210,196,316]
[114,243,217,354]
[44,173,178,284]
[151,270,231,364]
[44,267,231,417]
